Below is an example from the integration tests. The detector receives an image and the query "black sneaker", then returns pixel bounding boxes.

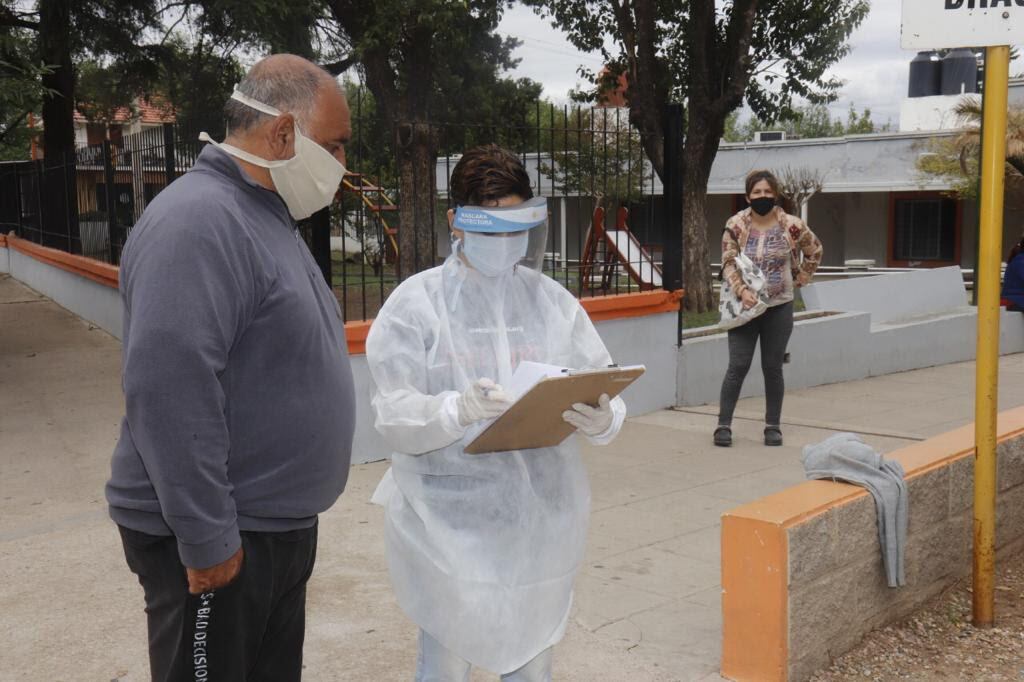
[713,426,732,447]
[764,426,783,446]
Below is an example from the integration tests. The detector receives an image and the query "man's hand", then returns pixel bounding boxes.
[186,547,243,595]
[740,288,759,310]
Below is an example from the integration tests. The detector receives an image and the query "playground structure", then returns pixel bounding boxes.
[580,205,663,295]
[330,188,668,295]
[337,172,399,271]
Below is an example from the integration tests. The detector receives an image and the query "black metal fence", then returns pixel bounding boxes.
[330,96,683,321]
[0,104,683,325]
[0,122,214,263]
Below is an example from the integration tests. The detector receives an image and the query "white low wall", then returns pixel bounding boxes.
[8,249,122,338]
[678,268,1024,408]
[4,251,679,464]
[678,308,1024,407]
[679,312,871,407]
[802,265,968,323]
[0,243,9,274]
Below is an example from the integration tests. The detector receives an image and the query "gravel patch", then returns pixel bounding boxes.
[811,551,1024,681]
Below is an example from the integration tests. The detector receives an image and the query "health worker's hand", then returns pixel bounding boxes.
[563,393,614,437]
[456,378,512,426]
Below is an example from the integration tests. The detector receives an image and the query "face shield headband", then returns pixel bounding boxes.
[452,196,548,233]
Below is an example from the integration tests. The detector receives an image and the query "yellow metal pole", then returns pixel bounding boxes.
[973,44,1010,628]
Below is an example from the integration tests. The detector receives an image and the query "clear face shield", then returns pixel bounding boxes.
[452,196,550,276]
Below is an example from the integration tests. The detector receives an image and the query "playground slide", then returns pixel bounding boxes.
[605,230,663,287]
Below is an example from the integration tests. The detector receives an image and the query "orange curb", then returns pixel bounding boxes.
[343,319,372,356]
[580,288,684,322]
[6,233,684,356]
[721,404,1024,681]
[7,234,120,289]
[0,233,7,248]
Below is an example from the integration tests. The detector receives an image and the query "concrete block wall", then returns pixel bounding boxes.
[0,239,9,274]
[722,407,1024,681]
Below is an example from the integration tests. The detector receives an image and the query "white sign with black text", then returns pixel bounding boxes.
[902,0,1024,49]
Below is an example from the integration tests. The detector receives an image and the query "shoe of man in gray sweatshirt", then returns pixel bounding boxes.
[105,145,356,569]
[802,432,908,588]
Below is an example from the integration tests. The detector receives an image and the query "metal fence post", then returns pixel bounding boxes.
[13,162,23,235]
[34,159,44,246]
[163,122,176,185]
[310,207,332,287]
[102,140,119,263]
[661,103,685,343]
[63,151,80,254]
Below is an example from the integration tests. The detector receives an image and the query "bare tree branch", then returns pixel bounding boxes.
[0,5,39,30]
[779,165,826,212]
[321,56,357,75]
[0,110,30,144]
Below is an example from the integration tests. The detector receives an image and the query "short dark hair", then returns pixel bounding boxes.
[744,169,782,197]
[449,144,534,206]
[745,169,796,214]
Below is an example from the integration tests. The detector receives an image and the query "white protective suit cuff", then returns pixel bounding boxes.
[370,466,397,506]
[583,396,626,446]
[439,392,468,440]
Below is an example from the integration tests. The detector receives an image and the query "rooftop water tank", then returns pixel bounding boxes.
[908,51,940,98]
[940,48,979,96]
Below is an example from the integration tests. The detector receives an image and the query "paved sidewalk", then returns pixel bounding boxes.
[3,273,1024,681]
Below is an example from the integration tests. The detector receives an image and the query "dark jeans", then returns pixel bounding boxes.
[718,301,794,427]
[118,522,318,682]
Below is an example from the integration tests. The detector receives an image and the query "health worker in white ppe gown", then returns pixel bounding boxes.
[367,144,626,681]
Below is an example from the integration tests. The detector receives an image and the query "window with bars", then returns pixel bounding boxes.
[893,197,957,262]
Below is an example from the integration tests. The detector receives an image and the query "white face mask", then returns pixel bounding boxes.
[199,89,346,220]
[461,231,529,277]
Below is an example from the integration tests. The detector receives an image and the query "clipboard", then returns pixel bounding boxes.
[463,365,645,454]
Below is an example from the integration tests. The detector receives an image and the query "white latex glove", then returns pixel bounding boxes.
[456,378,512,426]
[563,394,614,437]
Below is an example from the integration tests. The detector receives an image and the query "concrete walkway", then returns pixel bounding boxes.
[3,272,1024,681]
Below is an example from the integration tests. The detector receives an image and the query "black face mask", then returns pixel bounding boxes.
[749,197,775,216]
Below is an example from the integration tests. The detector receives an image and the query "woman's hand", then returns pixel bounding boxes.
[740,288,759,309]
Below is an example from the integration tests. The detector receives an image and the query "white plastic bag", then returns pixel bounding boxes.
[719,252,768,330]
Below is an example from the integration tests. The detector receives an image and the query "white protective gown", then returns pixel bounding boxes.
[367,254,625,674]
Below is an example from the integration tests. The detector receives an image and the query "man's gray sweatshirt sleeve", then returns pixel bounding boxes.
[120,217,262,569]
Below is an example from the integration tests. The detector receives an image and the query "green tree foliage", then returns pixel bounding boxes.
[0,0,166,161]
[320,0,541,277]
[540,105,649,208]
[915,97,1024,201]
[723,103,890,142]
[525,0,868,312]
[0,9,52,160]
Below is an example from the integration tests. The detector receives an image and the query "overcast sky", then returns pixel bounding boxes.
[496,2,914,127]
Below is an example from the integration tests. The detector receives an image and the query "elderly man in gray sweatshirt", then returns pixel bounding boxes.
[105,54,355,681]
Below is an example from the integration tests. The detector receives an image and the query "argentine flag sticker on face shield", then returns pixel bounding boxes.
[453,196,548,233]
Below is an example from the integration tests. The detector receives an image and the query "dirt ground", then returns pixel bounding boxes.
[812,551,1024,681]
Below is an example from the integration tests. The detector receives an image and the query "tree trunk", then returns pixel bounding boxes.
[681,180,713,313]
[395,121,438,280]
[38,0,75,162]
[681,114,725,313]
[38,0,78,251]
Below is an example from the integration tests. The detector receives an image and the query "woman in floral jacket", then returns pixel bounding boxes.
[714,169,823,447]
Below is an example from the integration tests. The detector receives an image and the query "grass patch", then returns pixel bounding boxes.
[681,297,805,329]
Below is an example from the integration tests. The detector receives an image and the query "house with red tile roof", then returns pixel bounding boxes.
[71,97,177,150]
